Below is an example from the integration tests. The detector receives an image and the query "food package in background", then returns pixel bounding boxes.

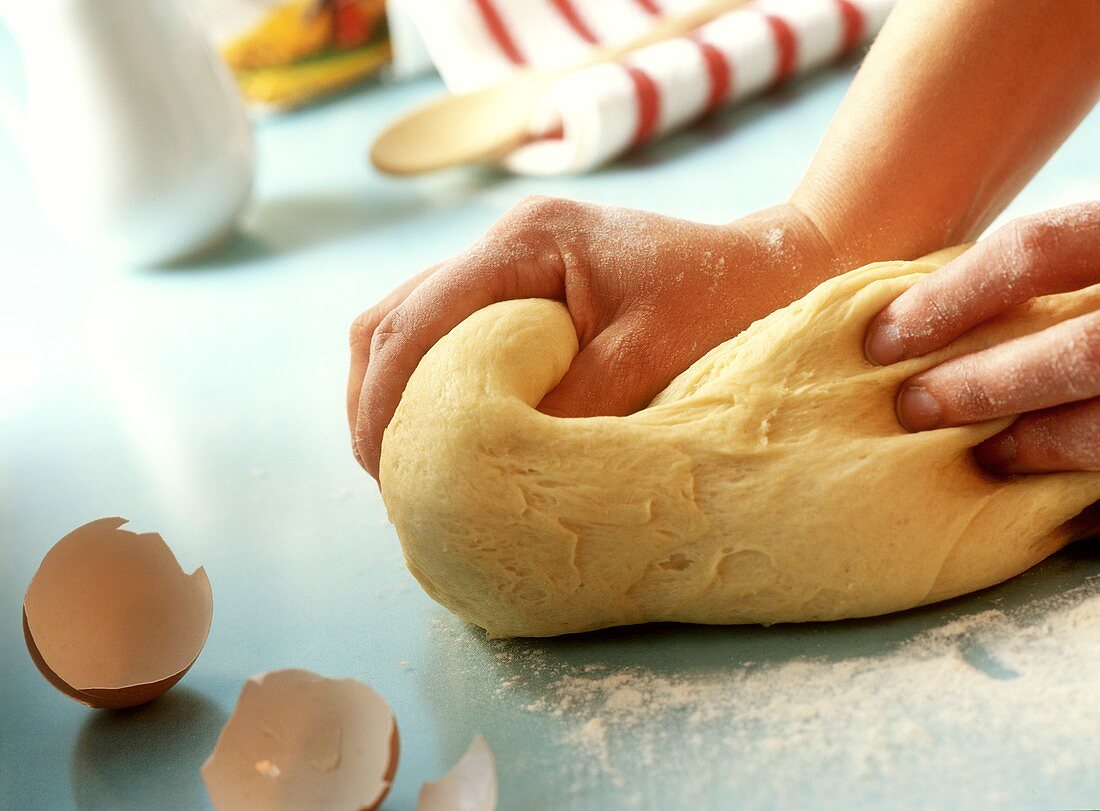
[199,0,392,110]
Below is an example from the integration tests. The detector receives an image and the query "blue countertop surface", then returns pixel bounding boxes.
[1,32,1098,811]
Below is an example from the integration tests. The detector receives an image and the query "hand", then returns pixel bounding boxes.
[348,197,836,479]
[865,202,1100,474]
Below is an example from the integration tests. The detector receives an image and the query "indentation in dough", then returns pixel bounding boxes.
[797,587,851,619]
[715,549,778,587]
[656,553,692,571]
[555,517,583,581]
[756,406,780,446]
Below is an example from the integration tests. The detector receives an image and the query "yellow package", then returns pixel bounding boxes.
[208,0,391,110]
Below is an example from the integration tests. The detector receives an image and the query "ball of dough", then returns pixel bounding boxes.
[380,248,1100,638]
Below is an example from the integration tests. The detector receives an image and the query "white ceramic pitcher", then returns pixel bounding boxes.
[0,0,254,266]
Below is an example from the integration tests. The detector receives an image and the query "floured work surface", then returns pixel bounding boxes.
[422,546,1100,809]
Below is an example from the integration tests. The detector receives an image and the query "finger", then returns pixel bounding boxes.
[355,248,566,479]
[866,201,1100,365]
[974,398,1100,474]
[538,319,669,418]
[896,309,1100,431]
[347,265,441,438]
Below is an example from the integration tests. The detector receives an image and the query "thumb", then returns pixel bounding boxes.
[538,320,669,418]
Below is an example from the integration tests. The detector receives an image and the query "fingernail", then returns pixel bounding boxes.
[974,433,1017,472]
[865,321,905,366]
[896,386,942,431]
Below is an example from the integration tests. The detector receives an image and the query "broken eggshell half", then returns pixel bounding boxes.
[202,669,400,811]
[419,733,497,811]
[23,517,213,709]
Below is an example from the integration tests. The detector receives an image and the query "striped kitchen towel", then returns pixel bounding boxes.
[389,0,897,174]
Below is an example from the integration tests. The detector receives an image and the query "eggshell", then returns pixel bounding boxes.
[202,669,400,811]
[419,734,497,811]
[22,517,212,709]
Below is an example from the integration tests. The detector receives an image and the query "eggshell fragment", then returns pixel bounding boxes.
[202,669,400,811]
[418,734,497,811]
[23,517,212,709]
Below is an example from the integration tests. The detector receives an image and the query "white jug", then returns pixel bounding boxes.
[0,0,254,266]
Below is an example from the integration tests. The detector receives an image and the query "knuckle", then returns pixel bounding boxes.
[477,198,575,293]
[370,309,408,353]
[1047,314,1100,403]
[1078,317,1100,369]
[514,194,554,211]
[1076,425,1100,469]
[504,195,582,231]
[1079,311,1100,343]
[1007,216,1063,270]
[514,194,570,216]
[955,368,996,416]
[370,307,430,360]
[349,308,385,352]
[922,292,956,331]
[1020,407,1100,471]
[902,289,958,344]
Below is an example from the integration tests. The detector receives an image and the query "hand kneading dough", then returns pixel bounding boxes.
[380,247,1100,638]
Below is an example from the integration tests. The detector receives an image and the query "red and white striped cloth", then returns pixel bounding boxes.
[389,0,897,174]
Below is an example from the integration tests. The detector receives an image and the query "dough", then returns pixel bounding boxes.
[380,248,1100,638]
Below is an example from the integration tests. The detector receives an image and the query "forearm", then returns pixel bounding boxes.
[790,0,1100,268]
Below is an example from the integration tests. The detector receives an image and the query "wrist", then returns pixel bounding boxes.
[785,182,874,271]
[705,203,851,327]
[732,202,847,282]
[788,177,977,270]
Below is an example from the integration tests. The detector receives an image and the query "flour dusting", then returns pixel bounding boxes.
[428,563,1100,809]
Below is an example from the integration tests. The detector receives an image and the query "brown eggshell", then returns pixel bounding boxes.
[202,669,399,811]
[418,733,497,811]
[22,517,213,709]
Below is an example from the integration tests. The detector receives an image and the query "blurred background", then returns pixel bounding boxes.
[1,1,1098,809]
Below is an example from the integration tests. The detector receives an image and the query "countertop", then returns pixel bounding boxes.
[1,36,1099,811]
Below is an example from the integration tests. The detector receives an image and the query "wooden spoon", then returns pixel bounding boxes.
[370,0,750,175]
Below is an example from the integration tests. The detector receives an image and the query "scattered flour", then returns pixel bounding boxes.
[427,562,1100,809]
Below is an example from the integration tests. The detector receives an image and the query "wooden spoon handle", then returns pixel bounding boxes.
[370,0,752,174]
[589,0,752,69]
